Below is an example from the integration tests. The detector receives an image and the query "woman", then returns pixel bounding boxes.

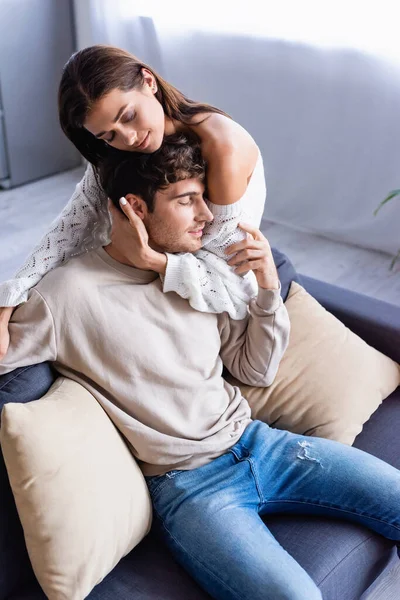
[0,44,268,359]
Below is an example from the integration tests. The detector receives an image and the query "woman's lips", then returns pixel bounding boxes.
[135,132,150,150]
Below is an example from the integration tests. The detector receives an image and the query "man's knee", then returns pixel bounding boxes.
[280,584,322,600]
[272,573,322,600]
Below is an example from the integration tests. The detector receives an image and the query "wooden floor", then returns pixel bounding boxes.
[0,165,399,306]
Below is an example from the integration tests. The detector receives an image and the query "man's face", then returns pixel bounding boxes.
[141,178,214,253]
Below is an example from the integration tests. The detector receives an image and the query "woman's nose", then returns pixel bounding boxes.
[121,129,137,147]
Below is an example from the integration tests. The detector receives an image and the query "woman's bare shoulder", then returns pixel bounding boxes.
[190,113,258,172]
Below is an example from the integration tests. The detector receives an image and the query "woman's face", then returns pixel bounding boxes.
[84,70,167,153]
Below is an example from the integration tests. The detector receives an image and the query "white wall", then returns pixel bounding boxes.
[72,0,95,49]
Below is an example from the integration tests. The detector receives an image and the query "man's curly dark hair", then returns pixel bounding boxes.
[98,132,207,213]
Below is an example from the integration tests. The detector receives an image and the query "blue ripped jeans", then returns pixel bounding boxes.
[145,420,400,600]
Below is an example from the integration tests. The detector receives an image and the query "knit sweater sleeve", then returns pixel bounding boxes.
[0,164,111,307]
[162,152,267,319]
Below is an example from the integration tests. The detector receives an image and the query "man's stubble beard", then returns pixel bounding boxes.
[145,214,202,254]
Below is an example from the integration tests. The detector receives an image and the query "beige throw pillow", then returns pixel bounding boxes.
[226,282,400,445]
[0,377,152,600]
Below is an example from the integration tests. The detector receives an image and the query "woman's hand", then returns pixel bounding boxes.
[225,223,279,290]
[0,306,14,361]
[108,199,167,275]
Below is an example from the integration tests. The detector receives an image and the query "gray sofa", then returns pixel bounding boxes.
[1,262,399,600]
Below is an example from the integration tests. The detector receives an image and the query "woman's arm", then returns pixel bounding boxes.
[0,163,111,359]
[0,163,111,309]
[194,113,259,206]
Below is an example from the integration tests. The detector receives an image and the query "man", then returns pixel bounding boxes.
[1,135,399,600]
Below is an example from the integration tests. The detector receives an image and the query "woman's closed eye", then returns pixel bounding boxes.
[122,111,135,123]
[105,132,115,143]
[104,111,136,142]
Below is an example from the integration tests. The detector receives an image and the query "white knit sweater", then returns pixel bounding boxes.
[0,151,266,319]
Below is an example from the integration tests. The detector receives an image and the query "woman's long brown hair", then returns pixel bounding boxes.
[58,45,230,168]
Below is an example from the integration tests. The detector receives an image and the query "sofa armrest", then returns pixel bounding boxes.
[300,275,400,364]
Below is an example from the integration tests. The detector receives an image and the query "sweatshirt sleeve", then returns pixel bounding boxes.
[162,153,267,319]
[0,164,111,308]
[218,285,290,387]
[0,289,57,375]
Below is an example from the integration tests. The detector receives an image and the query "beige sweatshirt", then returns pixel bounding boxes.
[0,249,290,476]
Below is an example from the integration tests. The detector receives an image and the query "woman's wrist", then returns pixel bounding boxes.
[147,250,167,276]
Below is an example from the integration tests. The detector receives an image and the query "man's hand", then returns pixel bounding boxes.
[108,199,167,275]
[225,223,279,290]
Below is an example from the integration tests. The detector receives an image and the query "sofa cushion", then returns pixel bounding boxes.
[226,282,400,445]
[300,274,400,364]
[0,362,56,599]
[1,377,152,600]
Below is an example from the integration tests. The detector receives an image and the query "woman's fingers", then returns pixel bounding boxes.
[234,259,265,275]
[108,197,138,226]
[119,197,139,225]
[238,221,263,240]
[109,197,146,239]
[225,238,263,256]
[228,248,265,266]
[118,198,149,241]
[106,197,152,269]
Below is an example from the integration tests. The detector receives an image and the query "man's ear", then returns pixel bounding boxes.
[125,194,147,220]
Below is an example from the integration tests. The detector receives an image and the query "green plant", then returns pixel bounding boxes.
[374,189,400,269]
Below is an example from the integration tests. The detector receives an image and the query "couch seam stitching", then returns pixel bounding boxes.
[317,534,378,587]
